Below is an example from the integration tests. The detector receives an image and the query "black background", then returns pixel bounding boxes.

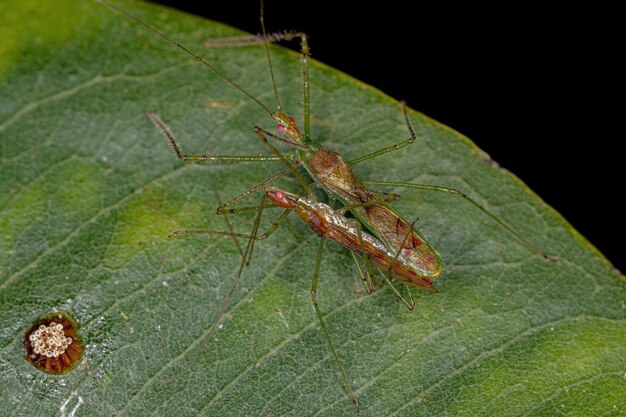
[148,1,622,272]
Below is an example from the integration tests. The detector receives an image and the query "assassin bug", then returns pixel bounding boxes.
[95,0,549,411]
[166,185,439,410]
[94,0,546,273]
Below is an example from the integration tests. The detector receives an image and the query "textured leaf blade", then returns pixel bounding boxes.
[1,1,624,416]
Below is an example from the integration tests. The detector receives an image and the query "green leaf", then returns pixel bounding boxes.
[1,1,624,416]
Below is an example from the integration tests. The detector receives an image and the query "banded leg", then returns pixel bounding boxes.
[310,238,359,412]
[365,180,549,259]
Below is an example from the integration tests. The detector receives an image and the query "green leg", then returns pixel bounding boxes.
[232,6,311,139]
[310,238,359,412]
[348,219,415,310]
[147,112,280,162]
[299,33,312,139]
[335,193,400,216]
[148,106,307,165]
[347,219,377,294]
[384,216,421,311]
[365,180,549,259]
[349,252,374,294]
[203,31,305,48]
[216,163,301,215]
[170,206,292,242]
[148,112,312,214]
[369,189,401,200]
[203,10,313,139]
[217,125,317,214]
[253,127,312,195]
[162,193,267,385]
[231,13,311,140]
[211,180,244,260]
[376,273,416,311]
[347,101,416,166]
[234,20,312,139]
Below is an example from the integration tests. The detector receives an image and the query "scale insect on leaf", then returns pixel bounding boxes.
[94,0,550,412]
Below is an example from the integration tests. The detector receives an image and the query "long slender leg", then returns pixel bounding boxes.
[259,0,285,112]
[257,1,311,137]
[147,111,281,163]
[375,272,416,311]
[148,111,307,215]
[225,13,311,139]
[332,195,374,294]
[163,193,267,385]
[310,238,359,412]
[203,5,313,139]
[369,189,402,199]
[216,203,277,215]
[217,163,301,215]
[347,101,415,166]
[148,112,312,213]
[205,12,318,205]
[95,0,275,116]
[365,180,549,259]
[300,33,311,138]
[335,193,400,216]
[217,124,318,214]
[384,217,422,311]
[205,5,313,140]
[170,207,292,241]
[349,252,374,294]
[244,196,267,266]
[347,219,377,293]
[149,106,309,178]
[211,180,244,259]
[405,286,415,308]
[348,219,415,309]
[203,31,305,48]
[150,111,314,215]
[351,254,386,290]
[253,127,311,195]
[253,126,310,151]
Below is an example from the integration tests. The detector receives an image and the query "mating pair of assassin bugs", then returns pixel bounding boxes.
[97,0,548,411]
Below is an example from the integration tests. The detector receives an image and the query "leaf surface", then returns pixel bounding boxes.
[1,1,624,416]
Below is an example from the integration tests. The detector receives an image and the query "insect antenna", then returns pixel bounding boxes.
[259,0,284,113]
[93,0,274,116]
